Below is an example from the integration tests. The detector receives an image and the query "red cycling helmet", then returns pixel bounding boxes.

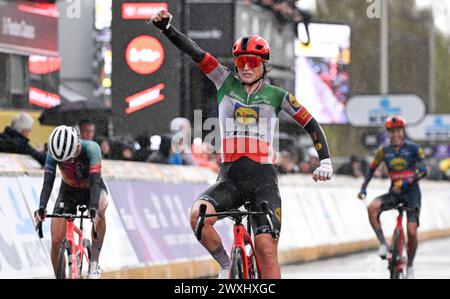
[385,115,406,130]
[232,35,270,60]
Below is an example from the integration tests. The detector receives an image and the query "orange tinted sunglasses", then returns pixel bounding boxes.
[234,55,263,69]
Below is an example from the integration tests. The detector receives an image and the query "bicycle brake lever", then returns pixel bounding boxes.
[36,222,43,239]
[195,204,207,241]
[260,201,277,240]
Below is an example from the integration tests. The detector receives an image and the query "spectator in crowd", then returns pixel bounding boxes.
[147,134,182,165]
[307,146,320,170]
[79,119,95,141]
[134,133,153,162]
[296,147,320,175]
[170,117,197,165]
[336,155,367,178]
[275,150,299,174]
[120,144,134,161]
[97,137,111,159]
[0,113,46,166]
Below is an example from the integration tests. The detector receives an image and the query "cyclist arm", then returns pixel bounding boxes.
[87,142,102,212]
[38,154,56,212]
[414,146,428,180]
[281,94,330,161]
[403,146,428,188]
[151,9,229,89]
[361,147,384,191]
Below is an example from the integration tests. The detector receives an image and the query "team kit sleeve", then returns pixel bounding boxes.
[197,53,230,90]
[281,93,330,161]
[39,153,57,210]
[86,142,102,211]
[361,147,385,190]
[414,145,428,180]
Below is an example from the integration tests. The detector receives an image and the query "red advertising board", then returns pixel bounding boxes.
[0,1,58,56]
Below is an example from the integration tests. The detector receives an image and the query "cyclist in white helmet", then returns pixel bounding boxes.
[33,125,108,279]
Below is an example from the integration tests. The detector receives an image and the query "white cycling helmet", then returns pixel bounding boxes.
[48,125,79,162]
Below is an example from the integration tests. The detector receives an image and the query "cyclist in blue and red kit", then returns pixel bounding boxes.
[358,116,427,279]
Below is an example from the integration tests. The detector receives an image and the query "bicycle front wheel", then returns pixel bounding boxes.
[389,229,403,279]
[249,254,261,279]
[78,238,92,279]
[230,247,245,279]
[56,239,72,279]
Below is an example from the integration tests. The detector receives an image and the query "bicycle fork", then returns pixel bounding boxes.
[392,214,406,275]
[66,221,79,279]
[66,221,88,279]
[232,224,261,279]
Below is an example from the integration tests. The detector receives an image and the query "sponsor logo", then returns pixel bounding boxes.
[368,98,401,126]
[299,109,310,121]
[274,207,282,222]
[389,157,408,171]
[126,35,164,75]
[122,3,168,20]
[289,94,301,110]
[29,55,61,74]
[418,147,425,159]
[125,84,165,114]
[188,29,223,40]
[2,17,35,39]
[234,104,259,125]
[29,87,60,108]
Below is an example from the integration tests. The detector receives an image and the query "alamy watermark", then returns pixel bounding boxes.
[170,110,280,158]
[66,0,81,19]
[366,0,381,19]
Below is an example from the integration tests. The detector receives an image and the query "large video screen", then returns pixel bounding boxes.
[295,23,351,124]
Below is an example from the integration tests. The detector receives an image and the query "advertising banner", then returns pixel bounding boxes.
[346,94,426,127]
[406,114,450,141]
[111,0,182,135]
[0,1,58,56]
[187,0,234,57]
[108,181,233,264]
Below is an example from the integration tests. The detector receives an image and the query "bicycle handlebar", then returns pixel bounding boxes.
[360,170,427,201]
[195,201,277,241]
[261,201,278,240]
[35,213,98,240]
[45,214,91,219]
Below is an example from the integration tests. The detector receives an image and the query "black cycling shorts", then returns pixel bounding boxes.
[378,184,421,226]
[197,157,282,237]
[53,179,108,214]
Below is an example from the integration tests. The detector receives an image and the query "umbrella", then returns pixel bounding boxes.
[39,100,112,126]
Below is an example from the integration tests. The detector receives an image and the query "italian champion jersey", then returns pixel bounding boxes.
[198,53,313,164]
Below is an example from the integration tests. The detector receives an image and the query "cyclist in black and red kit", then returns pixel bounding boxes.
[150,9,333,279]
